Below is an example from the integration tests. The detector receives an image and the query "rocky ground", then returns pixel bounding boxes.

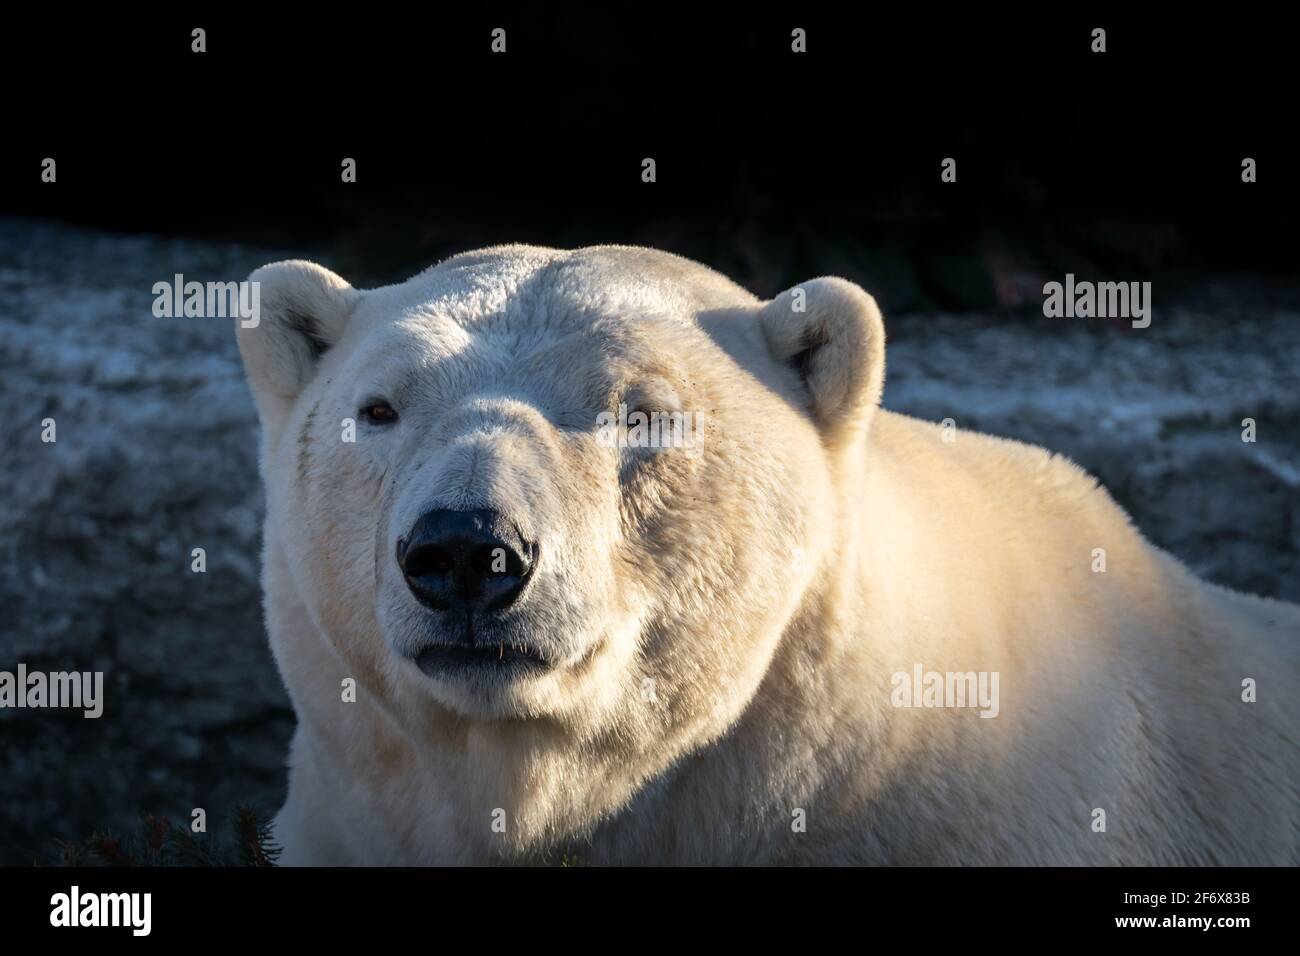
[0,217,1296,864]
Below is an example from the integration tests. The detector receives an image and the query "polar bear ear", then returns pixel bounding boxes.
[758,277,886,440]
[236,260,359,414]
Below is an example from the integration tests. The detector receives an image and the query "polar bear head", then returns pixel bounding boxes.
[237,246,884,746]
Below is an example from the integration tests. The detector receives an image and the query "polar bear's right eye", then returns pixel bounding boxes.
[360,400,399,424]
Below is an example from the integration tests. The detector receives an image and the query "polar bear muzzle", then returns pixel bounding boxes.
[395,507,546,675]
[397,507,536,614]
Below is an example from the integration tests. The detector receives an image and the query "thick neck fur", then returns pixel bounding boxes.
[274,410,1300,865]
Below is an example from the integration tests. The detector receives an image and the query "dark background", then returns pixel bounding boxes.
[0,8,1296,865]
[4,8,1297,302]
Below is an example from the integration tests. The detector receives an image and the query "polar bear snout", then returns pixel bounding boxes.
[397,508,536,614]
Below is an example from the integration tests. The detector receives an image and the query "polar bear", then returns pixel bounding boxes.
[236,245,1298,865]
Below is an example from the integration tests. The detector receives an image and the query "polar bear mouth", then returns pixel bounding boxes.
[415,641,551,677]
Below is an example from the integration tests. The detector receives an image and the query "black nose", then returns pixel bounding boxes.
[397,509,535,611]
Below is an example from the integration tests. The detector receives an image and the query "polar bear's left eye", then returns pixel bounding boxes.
[360,400,398,424]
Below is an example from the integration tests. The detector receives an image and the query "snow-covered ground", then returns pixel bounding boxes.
[0,217,1296,862]
[885,300,1300,601]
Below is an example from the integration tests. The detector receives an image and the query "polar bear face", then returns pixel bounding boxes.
[238,246,884,741]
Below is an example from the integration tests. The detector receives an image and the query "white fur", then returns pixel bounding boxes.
[236,245,1300,865]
